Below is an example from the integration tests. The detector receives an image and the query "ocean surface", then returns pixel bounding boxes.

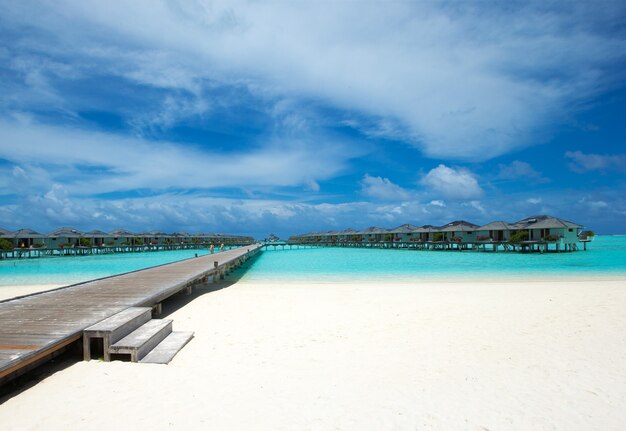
[1,236,625,287]
[241,235,626,282]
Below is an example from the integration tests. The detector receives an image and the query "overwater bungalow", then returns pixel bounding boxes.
[83,230,111,247]
[358,227,390,243]
[388,224,421,242]
[171,231,191,245]
[46,227,83,249]
[338,228,358,242]
[416,225,439,242]
[509,215,582,245]
[475,221,512,242]
[11,228,46,248]
[286,214,586,253]
[0,228,13,239]
[438,220,479,242]
[109,229,137,246]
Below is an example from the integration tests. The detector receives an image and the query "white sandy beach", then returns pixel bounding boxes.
[1,278,626,430]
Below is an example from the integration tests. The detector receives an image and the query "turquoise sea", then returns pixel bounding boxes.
[0,236,625,287]
[241,235,626,281]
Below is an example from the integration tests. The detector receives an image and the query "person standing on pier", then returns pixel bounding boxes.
[210,244,214,254]
[220,243,224,251]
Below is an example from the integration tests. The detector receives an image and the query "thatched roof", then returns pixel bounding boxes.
[439,220,480,232]
[47,227,83,237]
[0,228,13,237]
[387,224,421,234]
[12,228,44,238]
[109,229,135,236]
[476,221,512,231]
[357,226,389,235]
[510,215,583,230]
[82,230,110,238]
[144,230,169,237]
[415,225,440,233]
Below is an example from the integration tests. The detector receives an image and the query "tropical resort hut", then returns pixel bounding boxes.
[322,230,341,243]
[438,220,479,243]
[358,226,390,243]
[298,231,318,243]
[0,228,13,238]
[336,228,357,242]
[208,232,222,245]
[387,224,421,242]
[82,229,111,247]
[11,228,46,249]
[195,232,213,245]
[170,231,189,245]
[188,232,206,245]
[475,221,512,242]
[416,225,439,242]
[509,215,583,244]
[109,229,137,246]
[46,227,83,249]
[138,230,168,246]
[291,231,313,243]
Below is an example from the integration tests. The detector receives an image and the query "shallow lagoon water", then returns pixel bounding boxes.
[241,235,626,282]
[0,236,625,287]
[0,248,221,286]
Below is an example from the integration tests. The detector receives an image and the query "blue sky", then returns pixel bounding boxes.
[0,1,625,238]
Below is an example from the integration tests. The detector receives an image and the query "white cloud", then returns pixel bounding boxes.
[0,120,358,195]
[565,151,626,173]
[429,200,446,207]
[360,174,411,201]
[421,164,483,199]
[578,197,609,211]
[526,197,542,205]
[4,182,626,237]
[2,1,624,160]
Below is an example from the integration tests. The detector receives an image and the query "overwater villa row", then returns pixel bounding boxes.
[288,215,593,252]
[0,227,255,259]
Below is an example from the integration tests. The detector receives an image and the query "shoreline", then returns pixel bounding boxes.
[2,272,626,301]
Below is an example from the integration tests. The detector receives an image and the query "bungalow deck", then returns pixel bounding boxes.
[0,244,262,385]
[282,240,582,252]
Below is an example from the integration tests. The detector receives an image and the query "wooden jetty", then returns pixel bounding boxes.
[0,244,262,385]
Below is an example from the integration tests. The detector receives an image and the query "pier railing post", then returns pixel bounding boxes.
[213,261,219,283]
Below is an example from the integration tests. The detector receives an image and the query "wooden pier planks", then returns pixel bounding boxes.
[0,244,261,381]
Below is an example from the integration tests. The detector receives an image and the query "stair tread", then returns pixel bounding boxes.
[139,332,194,364]
[85,307,152,333]
[110,319,172,349]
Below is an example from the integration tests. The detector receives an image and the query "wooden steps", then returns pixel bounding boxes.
[84,308,194,364]
[109,319,172,362]
[83,307,152,361]
[140,331,194,364]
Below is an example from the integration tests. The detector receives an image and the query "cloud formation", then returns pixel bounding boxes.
[565,151,626,173]
[360,175,411,201]
[2,1,625,160]
[0,120,356,195]
[421,165,483,200]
